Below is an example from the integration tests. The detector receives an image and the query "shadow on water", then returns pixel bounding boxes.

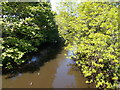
[3,41,64,78]
[23,43,64,72]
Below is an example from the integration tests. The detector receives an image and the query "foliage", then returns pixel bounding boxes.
[56,2,120,89]
[2,2,59,69]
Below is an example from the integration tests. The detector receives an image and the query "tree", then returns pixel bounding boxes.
[2,2,59,70]
[56,2,119,89]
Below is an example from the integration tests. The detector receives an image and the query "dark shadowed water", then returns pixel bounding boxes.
[2,50,95,88]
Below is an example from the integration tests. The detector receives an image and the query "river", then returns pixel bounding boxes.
[2,48,95,88]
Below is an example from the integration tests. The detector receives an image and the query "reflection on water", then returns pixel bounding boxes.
[2,50,95,88]
[28,56,40,64]
[52,50,76,88]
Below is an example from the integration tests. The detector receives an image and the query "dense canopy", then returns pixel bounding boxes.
[1,2,60,69]
[56,2,119,89]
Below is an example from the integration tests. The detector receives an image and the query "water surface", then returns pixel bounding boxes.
[2,50,95,88]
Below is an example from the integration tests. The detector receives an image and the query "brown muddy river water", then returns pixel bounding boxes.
[2,50,95,88]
